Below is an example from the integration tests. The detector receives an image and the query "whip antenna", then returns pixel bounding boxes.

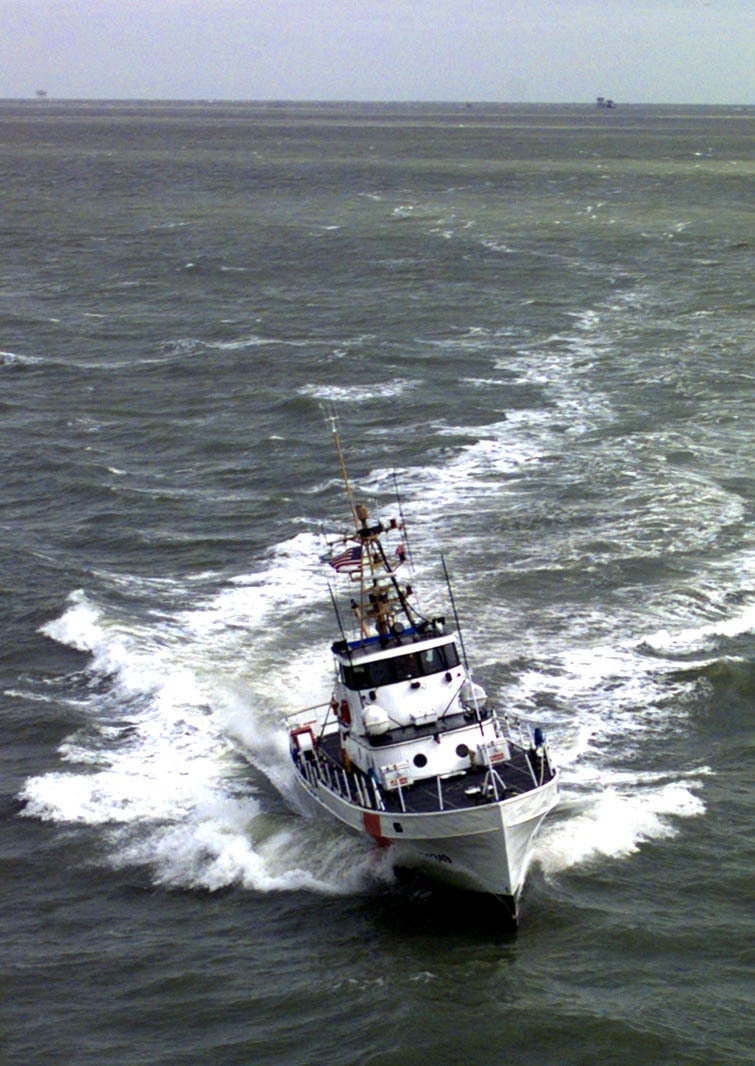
[441,552,469,672]
[328,582,352,660]
[441,553,484,731]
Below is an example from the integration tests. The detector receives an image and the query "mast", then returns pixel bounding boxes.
[328,415,359,531]
[326,418,426,641]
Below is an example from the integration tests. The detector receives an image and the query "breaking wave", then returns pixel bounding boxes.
[20,566,380,897]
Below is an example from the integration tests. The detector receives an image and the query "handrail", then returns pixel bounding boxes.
[299,740,388,812]
[285,700,331,720]
[295,708,548,816]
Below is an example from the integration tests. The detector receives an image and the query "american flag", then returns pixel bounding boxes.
[328,545,362,573]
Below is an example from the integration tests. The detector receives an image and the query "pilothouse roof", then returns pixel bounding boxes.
[332,624,455,665]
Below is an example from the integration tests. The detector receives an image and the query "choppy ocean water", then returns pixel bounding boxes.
[1,100,753,1065]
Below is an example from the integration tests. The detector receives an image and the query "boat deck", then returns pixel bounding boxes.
[309,730,553,817]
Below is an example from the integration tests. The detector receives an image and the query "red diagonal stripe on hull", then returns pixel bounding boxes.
[363,810,390,848]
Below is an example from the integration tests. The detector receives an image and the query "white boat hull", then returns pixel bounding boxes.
[293,767,559,913]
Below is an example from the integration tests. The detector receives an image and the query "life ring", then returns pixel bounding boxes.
[339,699,351,726]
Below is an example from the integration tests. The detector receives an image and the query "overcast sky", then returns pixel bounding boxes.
[1,0,752,104]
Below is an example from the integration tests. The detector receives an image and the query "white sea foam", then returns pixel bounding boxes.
[1,349,41,367]
[643,602,755,655]
[205,333,310,351]
[534,778,706,875]
[297,379,419,403]
[490,617,717,878]
[24,547,381,897]
[110,796,377,895]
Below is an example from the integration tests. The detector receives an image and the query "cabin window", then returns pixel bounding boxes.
[419,644,459,673]
[396,654,420,680]
[341,662,371,690]
[367,657,393,687]
[341,642,460,690]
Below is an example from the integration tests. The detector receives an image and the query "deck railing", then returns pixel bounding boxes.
[296,744,386,811]
[290,702,545,813]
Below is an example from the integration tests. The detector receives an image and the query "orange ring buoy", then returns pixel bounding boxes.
[339,699,351,726]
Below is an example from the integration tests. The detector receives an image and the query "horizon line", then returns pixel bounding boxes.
[2,96,753,108]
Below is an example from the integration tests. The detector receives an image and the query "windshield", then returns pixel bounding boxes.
[341,642,460,690]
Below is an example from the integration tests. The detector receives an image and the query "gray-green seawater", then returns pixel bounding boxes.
[1,101,753,1065]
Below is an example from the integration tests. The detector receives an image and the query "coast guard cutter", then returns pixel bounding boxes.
[288,420,559,921]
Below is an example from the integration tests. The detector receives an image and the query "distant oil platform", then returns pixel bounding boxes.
[596,96,617,109]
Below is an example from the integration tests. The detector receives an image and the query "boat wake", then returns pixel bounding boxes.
[526,592,755,876]
[19,581,381,897]
[16,526,738,902]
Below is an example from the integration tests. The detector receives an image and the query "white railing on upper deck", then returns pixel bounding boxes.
[285,701,340,739]
[494,709,536,750]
